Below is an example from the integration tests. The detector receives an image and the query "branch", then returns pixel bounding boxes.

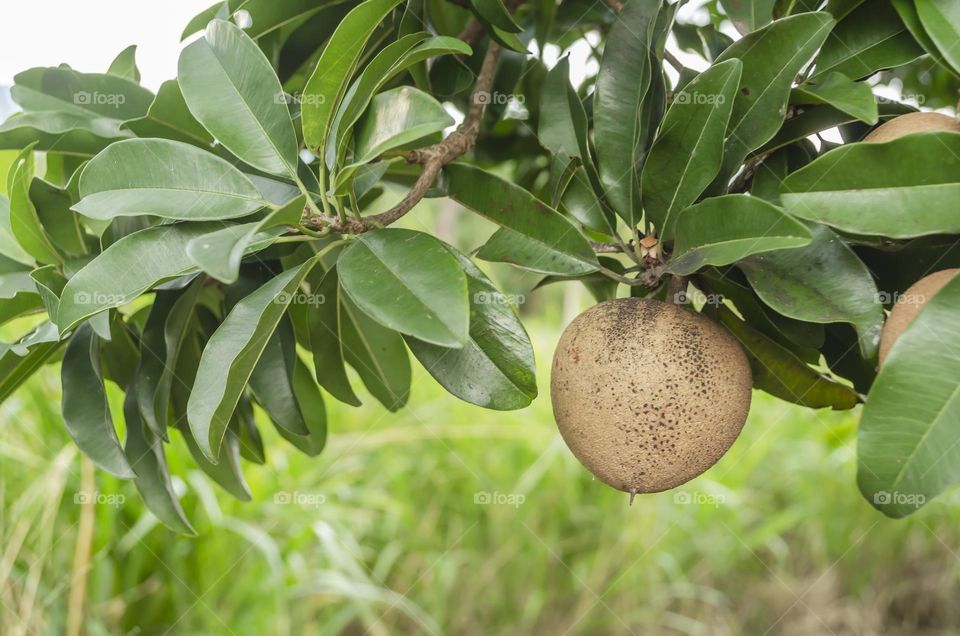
[591,241,624,253]
[304,42,502,234]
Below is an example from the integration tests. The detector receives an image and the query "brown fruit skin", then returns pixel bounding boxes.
[551,298,752,494]
[878,269,960,366]
[864,112,960,143]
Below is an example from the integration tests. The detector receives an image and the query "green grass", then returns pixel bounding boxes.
[3,317,960,635]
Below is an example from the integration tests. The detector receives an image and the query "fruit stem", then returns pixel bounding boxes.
[667,276,688,305]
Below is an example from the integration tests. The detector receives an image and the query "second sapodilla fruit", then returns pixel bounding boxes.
[551,298,752,494]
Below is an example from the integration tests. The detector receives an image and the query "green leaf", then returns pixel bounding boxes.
[715,305,859,410]
[667,195,812,276]
[61,324,135,478]
[30,179,88,257]
[780,132,960,238]
[12,66,154,120]
[538,57,589,161]
[890,0,959,77]
[57,223,217,332]
[858,274,960,517]
[340,296,411,411]
[812,1,923,80]
[338,229,469,347]
[738,223,884,359]
[712,12,835,188]
[178,19,300,176]
[335,86,453,191]
[229,0,335,39]
[121,80,213,147]
[301,0,404,153]
[720,0,777,34]
[123,386,195,534]
[641,59,743,240]
[0,196,33,265]
[186,195,304,284]
[0,335,61,406]
[0,112,132,156]
[445,163,599,276]
[470,0,522,33]
[592,0,661,223]
[181,1,228,40]
[249,318,308,435]
[791,72,878,125]
[915,0,960,75]
[307,266,361,406]
[187,260,318,461]
[9,155,61,264]
[279,357,328,456]
[73,139,266,222]
[108,45,141,83]
[406,247,537,410]
[176,420,252,501]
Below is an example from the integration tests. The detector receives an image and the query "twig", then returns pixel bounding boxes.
[304,42,503,234]
[663,49,684,74]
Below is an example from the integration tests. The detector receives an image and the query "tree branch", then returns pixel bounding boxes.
[304,42,502,234]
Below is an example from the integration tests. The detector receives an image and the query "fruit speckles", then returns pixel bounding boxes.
[550,298,752,495]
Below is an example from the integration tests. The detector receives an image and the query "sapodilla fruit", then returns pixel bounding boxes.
[551,298,752,495]
[878,269,960,366]
[864,112,960,143]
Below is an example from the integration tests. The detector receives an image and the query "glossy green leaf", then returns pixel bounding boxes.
[229,0,336,39]
[406,247,536,410]
[249,318,308,435]
[915,0,960,74]
[858,274,960,517]
[720,0,776,34]
[30,179,88,257]
[307,266,361,406]
[186,195,304,284]
[30,265,65,326]
[445,163,599,276]
[712,12,835,187]
[61,324,134,478]
[181,2,228,39]
[813,1,923,79]
[890,0,958,76]
[538,57,589,161]
[470,0,522,33]
[73,139,265,222]
[593,0,661,223]
[188,260,318,460]
[57,223,216,332]
[301,0,404,153]
[12,66,154,120]
[339,229,468,347]
[791,72,878,125]
[121,80,213,147]
[279,357,328,456]
[716,305,859,410]
[108,45,141,83]
[176,421,252,501]
[0,335,61,405]
[0,196,33,265]
[340,296,411,411]
[667,195,811,276]
[780,132,960,238]
[179,19,299,176]
[0,111,132,156]
[641,59,742,240]
[738,223,883,359]
[123,387,195,534]
[9,155,61,264]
